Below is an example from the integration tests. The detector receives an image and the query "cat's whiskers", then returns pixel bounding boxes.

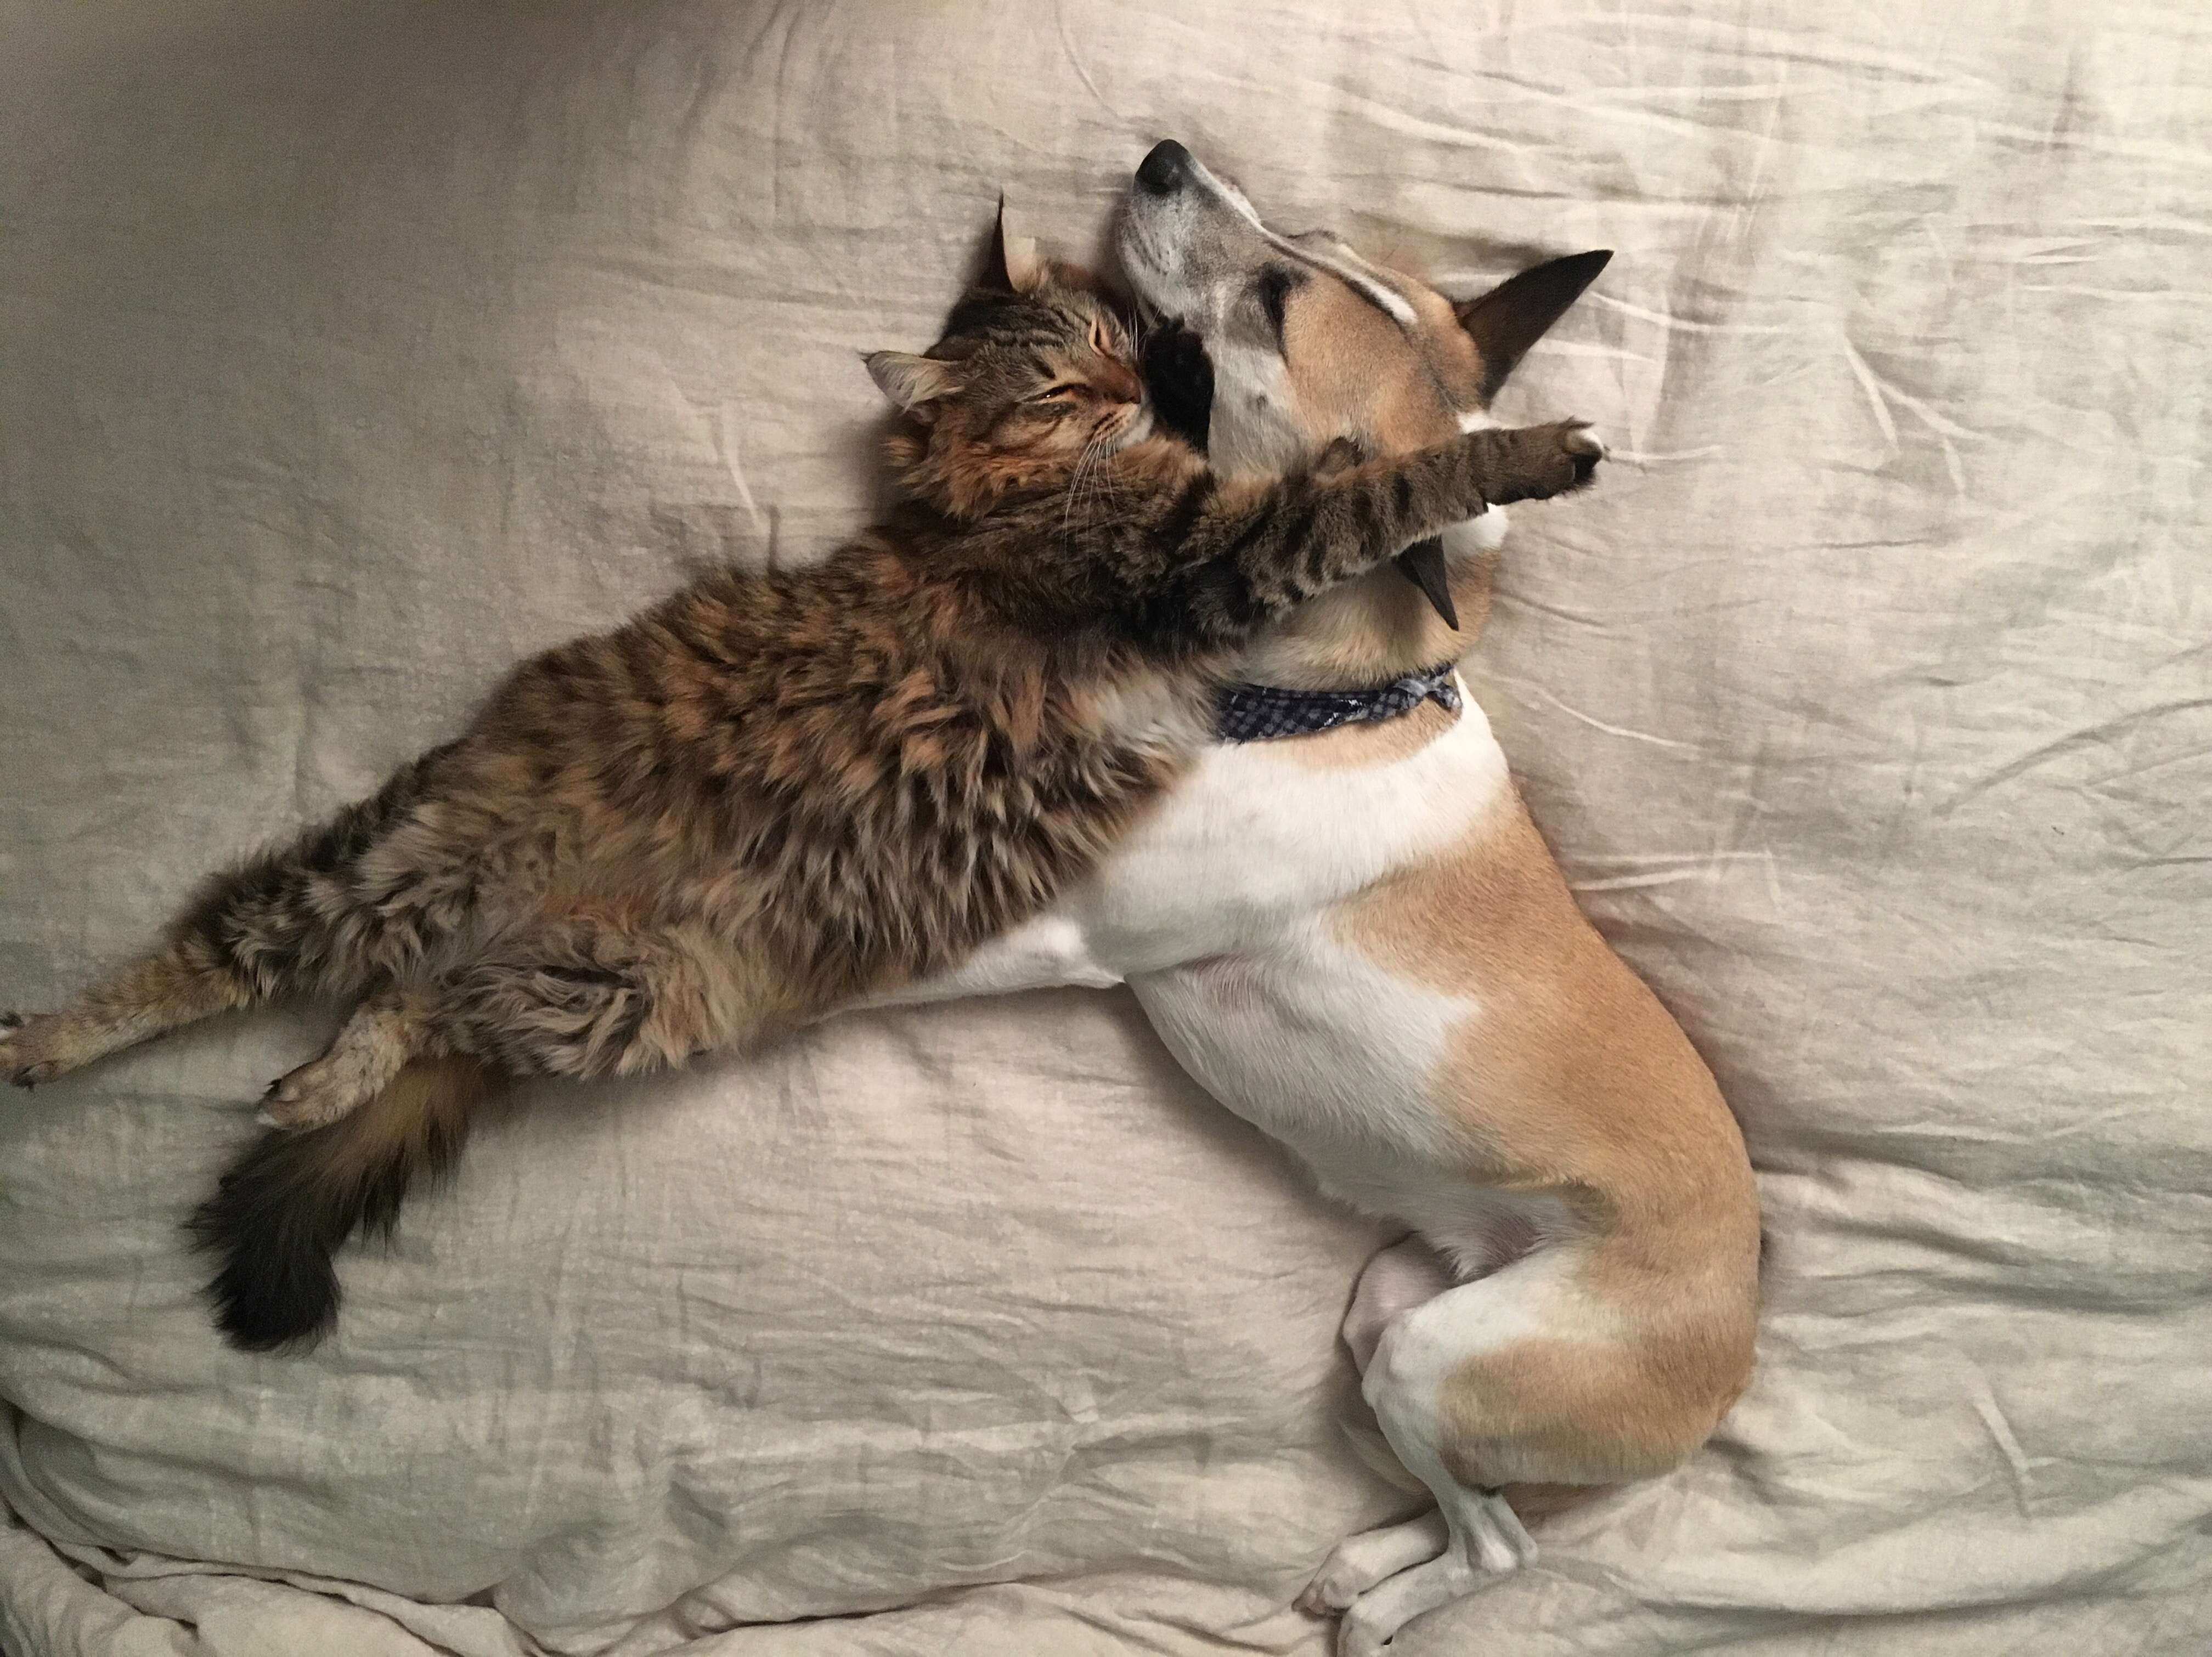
[1060,429,1111,545]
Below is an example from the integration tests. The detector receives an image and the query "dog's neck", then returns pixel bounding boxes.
[1205,391,1505,692]
[1229,513,1505,691]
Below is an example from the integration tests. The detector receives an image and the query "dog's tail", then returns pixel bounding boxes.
[187,1054,496,1353]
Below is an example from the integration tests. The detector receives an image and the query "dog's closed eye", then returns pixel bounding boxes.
[1255,265,1304,343]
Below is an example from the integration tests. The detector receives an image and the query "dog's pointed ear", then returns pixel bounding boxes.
[1455,250,1611,403]
[983,196,1044,293]
[864,350,962,419]
[1395,539,1459,630]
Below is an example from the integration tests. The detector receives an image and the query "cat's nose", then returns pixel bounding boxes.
[1103,360,1143,405]
[1136,140,1192,196]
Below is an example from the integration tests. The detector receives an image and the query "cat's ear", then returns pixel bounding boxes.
[865,351,962,420]
[1454,250,1611,403]
[984,195,1044,293]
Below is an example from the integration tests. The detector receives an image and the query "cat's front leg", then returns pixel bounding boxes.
[1447,419,1605,508]
[851,914,1124,1015]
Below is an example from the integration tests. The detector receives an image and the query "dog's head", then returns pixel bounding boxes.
[1117,142,1607,651]
[1116,140,1608,471]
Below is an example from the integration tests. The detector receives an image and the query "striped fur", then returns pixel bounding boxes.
[1,219,1602,1350]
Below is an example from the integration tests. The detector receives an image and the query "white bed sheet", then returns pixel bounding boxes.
[3,2,2208,1653]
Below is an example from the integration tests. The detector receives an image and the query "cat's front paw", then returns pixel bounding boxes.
[1560,420,1605,485]
[1140,321,1214,450]
[1494,419,1605,504]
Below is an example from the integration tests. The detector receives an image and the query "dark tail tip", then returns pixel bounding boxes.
[186,1127,354,1352]
[185,1055,489,1354]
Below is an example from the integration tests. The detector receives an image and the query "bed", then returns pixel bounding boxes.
[3,2,2208,1653]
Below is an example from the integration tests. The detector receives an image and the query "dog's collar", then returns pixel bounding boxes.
[1214,662,1462,744]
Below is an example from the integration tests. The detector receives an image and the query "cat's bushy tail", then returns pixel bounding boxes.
[187,1054,496,1352]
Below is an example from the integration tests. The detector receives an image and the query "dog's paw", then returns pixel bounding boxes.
[1297,1513,1450,1617]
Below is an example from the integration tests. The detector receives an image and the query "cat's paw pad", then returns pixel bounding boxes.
[1143,323,1207,377]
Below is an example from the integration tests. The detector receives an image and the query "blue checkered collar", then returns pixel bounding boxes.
[1214,661,1464,745]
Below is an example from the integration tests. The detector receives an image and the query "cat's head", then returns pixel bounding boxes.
[866,211,1153,519]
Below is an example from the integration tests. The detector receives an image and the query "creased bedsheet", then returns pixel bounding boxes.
[2,2,2208,1654]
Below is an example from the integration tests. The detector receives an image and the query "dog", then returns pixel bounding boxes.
[876,144,1762,1655]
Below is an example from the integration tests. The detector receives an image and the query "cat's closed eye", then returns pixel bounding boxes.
[1017,382,1088,416]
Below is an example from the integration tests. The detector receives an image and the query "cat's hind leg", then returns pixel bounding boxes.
[4,744,475,1090]
[259,984,443,1130]
[431,914,771,1081]
[3,935,253,1088]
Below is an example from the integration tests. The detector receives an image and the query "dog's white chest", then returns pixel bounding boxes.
[1081,689,1504,960]
[1069,689,1509,1170]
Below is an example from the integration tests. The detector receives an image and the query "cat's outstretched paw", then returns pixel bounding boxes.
[2,1012,72,1089]
[1560,420,1606,485]
[1312,436,1368,479]
[258,1070,340,1131]
[1489,418,1605,505]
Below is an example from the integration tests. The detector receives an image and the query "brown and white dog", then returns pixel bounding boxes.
[883,144,1762,1654]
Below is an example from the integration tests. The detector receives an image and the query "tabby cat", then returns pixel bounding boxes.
[0,214,1602,1351]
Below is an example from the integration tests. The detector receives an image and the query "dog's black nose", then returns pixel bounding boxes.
[1136,140,1192,196]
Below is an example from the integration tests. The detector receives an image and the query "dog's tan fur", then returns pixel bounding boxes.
[1282,242,1758,1523]
[1105,145,1759,1652]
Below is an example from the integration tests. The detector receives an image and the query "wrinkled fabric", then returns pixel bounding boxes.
[2,2,2208,1654]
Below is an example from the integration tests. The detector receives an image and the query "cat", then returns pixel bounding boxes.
[0,212,1604,1352]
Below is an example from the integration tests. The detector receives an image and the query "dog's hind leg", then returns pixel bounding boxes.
[1314,1240,1745,1655]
